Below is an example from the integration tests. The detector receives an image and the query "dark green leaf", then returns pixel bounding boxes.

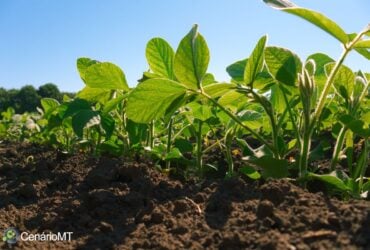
[72,110,100,138]
[339,115,370,137]
[253,156,289,178]
[226,58,247,82]
[63,99,91,118]
[174,138,193,153]
[100,113,115,138]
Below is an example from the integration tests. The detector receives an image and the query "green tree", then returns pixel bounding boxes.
[38,83,62,101]
[16,85,40,113]
[0,87,9,113]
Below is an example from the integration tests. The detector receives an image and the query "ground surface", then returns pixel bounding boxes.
[0,142,369,250]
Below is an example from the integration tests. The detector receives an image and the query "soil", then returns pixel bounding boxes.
[0,142,369,250]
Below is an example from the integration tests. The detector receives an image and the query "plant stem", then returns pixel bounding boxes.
[331,126,347,170]
[280,87,301,150]
[148,121,155,149]
[299,30,366,176]
[298,130,311,178]
[165,116,173,169]
[309,29,367,135]
[250,91,280,159]
[203,138,224,154]
[358,139,369,192]
[196,121,203,174]
[225,131,234,175]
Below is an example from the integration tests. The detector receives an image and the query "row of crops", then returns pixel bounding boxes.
[1,1,369,199]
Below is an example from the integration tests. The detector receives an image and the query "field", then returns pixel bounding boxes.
[1,0,369,249]
[0,142,369,249]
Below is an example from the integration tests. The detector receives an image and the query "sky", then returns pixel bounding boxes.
[0,0,369,92]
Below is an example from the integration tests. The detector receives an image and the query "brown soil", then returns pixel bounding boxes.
[0,142,369,250]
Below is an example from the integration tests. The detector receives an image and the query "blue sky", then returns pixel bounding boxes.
[0,0,369,92]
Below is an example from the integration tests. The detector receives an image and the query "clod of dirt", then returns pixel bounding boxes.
[17,183,38,199]
[173,199,191,214]
[257,200,274,218]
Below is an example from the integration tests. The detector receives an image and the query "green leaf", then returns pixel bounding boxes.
[339,115,370,138]
[102,95,124,114]
[63,99,91,118]
[270,84,286,113]
[325,63,355,100]
[252,156,289,179]
[77,57,98,83]
[363,180,370,192]
[174,138,193,153]
[218,90,245,110]
[165,148,183,160]
[188,102,213,122]
[126,119,148,145]
[77,86,112,103]
[202,73,216,86]
[354,39,370,49]
[226,58,247,82]
[253,71,276,91]
[146,38,175,79]
[84,62,129,90]
[244,35,267,85]
[126,79,187,123]
[72,110,100,137]
[174,25,210,90]
[307,53,334,76]
[203,83,236,98]
[348,33,370,60]
[41,98,60,118]
[240,166,261,180]
[100,113,115,138]
[308,172,351,192]
[265,46,302,86]
[264,1,348,44]
[238,110,263,130]
[99,141,123,156]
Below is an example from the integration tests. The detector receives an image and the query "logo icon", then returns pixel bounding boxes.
[2,228,19,245]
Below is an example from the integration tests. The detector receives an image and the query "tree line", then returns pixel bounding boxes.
[0,83,75,115]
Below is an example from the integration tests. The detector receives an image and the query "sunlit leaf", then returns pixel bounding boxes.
[265,46,302,86]
[146,38,175,79]
[174,25,210,90]
[244,35,267,85]
[126,79,187,123]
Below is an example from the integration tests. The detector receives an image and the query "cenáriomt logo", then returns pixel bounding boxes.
[2,227,19,245]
